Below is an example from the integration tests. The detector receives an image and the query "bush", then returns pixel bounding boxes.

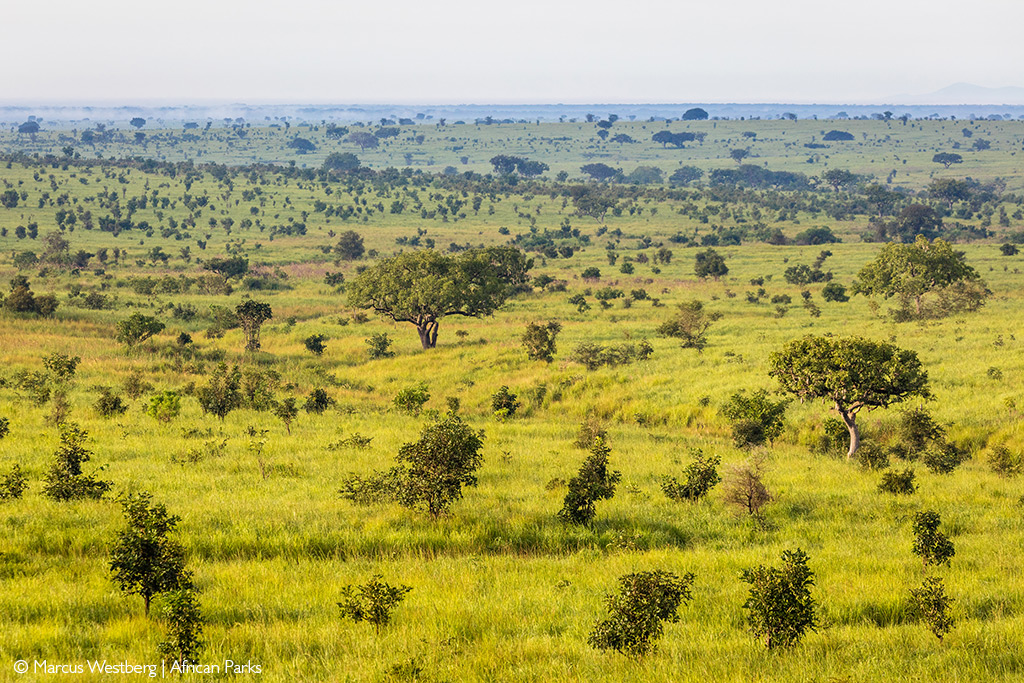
[339,469,403,505]
[146,391,181,424]
[157,588,204,666]
[559,438,621,525]
[821,282,849,302]
[569,340,653,370]
[42,422,112,501]
[856,443,890,470]
[304,388,335,414]
[338,576,412,634]
[721,389,789,447]
[694,248,728,278]
[0,464,28,500]
[303,334,328,356]
[909,576,954,641]
[922,441,968,474]
[393,383,430,415]
[741,548,818,649]
[574,417,607,450]
[0,417,8,440]
[812,417,848,457]
[588,571,695,658]
[661,450,721,502]
[878,468,917,495]
[656,300,722,351]
[366,333,394,359]
[581,267,601,279]
[195,363,242,420]
[889,407,945,461]
[912,511,955,568]
[95,388,128,418]
[723,456,772,516]
[394,411,485,516]
[522,321,561,362]
[491,386,520,419]
[988,445,1022,476]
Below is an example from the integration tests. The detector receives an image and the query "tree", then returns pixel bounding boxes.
[203,256,249,279]
[323,152,360,172]
[338,576,412,635]
[669,166,704,186]
[1001,243,1020,256]
[928,178,971,209]
[522,321,562,362]
[1,190,19,208]
[729,148,750,164]
[888,204,942,242]
[656,300,722,351]
[694,248,728,279]
[651,131,695,148]
[157,588,204,666]
[348,247,532,349]
[18,121,40,134]
[273,397,299,435]
[722,389,789,447]
[822,130,854,141]
[769,335,931,457]
[347,132,379,150]
[821,169,857,192]
[489,154,523,175]
[932,152,963,168]
[909,576,954,641]
[741,549,817,649]
[589,571,695,658]
[580,163,620,181]
[912,511,955,569]
[627,166,664,184]
[559,438,620,525]
[304,334,328,356]
[116,313,165,351]
[852,236,987,318]
[109,492,191,615]
[864,183,901,217]
[195,363,242,420]
[661,450,721,502]
[682,107,709,120]
[130,117,146,129]
[334,230,365,260]
[287,137,316,153]
[394,411,485,516]
[235,300,272,352]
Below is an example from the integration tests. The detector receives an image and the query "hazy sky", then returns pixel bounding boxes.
[6,0,1023,104]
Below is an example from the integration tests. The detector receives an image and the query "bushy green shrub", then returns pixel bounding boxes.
[559,438,621,525]
[365,332,394,359]
[878,468,917,495]
[911,511,955,568]
[988,445,1022,476]
[491,385,520,419]
[589,570,695,657]
[157,588,204,666]
[741,548,817,649]
[0,464,28,500]
[95,388,128,418]
[722,389,789,448]
[662,450,721,502]
[856,443,890,470]
[146,391,181,423]
[521,321,561,362]
[909,576,954,641]
[304,388,335,414]
[303,334,328,356]
[42,423,112,501]
[338,576,412,634]
[393,383,430,415]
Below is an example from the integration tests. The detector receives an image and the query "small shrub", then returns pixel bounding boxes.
[723,456,772,516]
[890,408,945,461]
[124,370,153,400]
[42,422,112,501]
[812,417,848,456]
[722,389,789,448]
[0,417,8,440]
[878,468,917,495]
[0,464,28,500]
[95,388,128,418]
[273,398,299,434]
[741,548,817,649]
[909,576,954,641]
[912,511,955,568]
[661,450,721,502]
[338,576,412,635]
[574,417,607,450]
[157,588,204,666]
[588,570,695,658]
[339,469,403,505]
[366,332,394,359]
[656,300,722,351]
[393,383,430,415]
[559,438,621,525]
[304,388,335,414]
[491,385,520,419]
[303,334,328,356]
[581,267,601,279]
[856,442,890,470]
[988,445,1022,476]
[146,391,181,424]
[922,441,968,474]
[821,282,849,302]
[522,321,562,362]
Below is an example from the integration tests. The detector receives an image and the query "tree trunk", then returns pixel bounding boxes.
[416,321,439,349]
[839,408,859,459]
[144,593,151,616]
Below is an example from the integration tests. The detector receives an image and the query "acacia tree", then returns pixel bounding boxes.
[852,236,988,319]
[769,335,931,457]
[348,247,531,349]
[116,313,165,351]
[235,300,272,352]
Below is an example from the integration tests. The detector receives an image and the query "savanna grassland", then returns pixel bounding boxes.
[1,114,1023,682]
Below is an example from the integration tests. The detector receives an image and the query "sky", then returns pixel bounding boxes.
[5,0,1024,104]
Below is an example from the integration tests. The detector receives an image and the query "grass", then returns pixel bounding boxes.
[0,119,1023,680]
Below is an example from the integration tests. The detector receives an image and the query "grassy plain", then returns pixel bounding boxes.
[0,118,1023,681]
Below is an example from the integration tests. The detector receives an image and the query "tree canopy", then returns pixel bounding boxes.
[769,335,931,457]
[682,108,708,120]
[852,235,987,319]
[348,247,532,349]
